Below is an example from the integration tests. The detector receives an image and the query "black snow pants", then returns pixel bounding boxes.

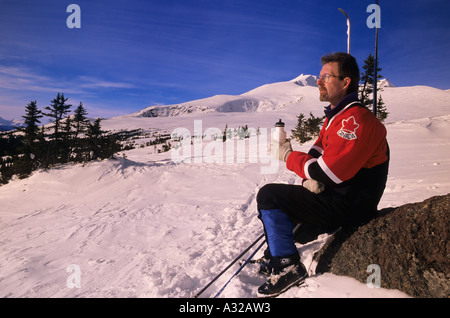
[256,183,377,244]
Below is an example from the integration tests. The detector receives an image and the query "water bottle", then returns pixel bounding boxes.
[272,119,286,159]
[273,119,286,143]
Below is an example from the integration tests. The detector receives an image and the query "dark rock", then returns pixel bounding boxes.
[314,194,450,298]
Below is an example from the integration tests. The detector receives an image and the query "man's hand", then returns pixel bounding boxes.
[303,179,325,194]
[271,139,292,162]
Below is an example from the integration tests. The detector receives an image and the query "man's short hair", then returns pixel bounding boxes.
[321,52,360,94]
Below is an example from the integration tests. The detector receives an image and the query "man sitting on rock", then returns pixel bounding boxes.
[256,52,390,297]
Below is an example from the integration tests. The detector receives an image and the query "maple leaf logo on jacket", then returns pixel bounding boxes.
[337,116,359,140]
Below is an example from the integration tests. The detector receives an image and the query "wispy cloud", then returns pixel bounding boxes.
[0,66,82,94]
[78,76,135,89]
[0,65,141,120]
[0,66,137,93]
[0,66,54,90]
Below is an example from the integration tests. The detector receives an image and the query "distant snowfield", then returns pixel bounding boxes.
[0,77,449,298]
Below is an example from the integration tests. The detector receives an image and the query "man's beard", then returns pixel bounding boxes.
[319,87,328,102]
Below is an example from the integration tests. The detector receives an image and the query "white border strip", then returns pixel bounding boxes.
[326,101,361,130]
[303,158,317,180]
[310,145,324,155]
[317,157,343,184]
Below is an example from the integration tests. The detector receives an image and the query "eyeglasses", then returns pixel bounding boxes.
[317,74,343,83]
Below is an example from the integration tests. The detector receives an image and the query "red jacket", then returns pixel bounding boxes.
[286,93,389,217]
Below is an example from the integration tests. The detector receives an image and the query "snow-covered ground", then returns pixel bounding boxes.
[0,76,449,298]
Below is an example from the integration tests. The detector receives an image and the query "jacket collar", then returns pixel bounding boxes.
[324,92,360,120]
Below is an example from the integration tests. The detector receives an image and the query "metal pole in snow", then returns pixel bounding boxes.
[338,8,350,54]
[373,0,380,116]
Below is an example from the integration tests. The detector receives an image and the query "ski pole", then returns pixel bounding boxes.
[213,224,302,297]
[214,238,266,298]
[193,232,265,298]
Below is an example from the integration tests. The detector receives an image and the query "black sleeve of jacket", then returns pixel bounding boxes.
[308,148,322,159]
[307,160,338,187]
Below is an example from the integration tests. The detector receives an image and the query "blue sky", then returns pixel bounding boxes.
[0,0,449,121]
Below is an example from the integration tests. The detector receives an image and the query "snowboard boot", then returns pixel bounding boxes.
[257,253,308,297]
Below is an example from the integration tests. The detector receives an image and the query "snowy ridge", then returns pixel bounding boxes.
[125,74,447,123]
[134,95,272,117]
[1,75,449,298]
[130,75,319,118]
[0,117,24,131]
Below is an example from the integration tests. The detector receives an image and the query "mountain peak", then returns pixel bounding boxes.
[290,74,318,87]
[378,78,395,88]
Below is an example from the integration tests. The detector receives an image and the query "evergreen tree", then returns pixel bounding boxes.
[0,94,123,185]
[72,102,90,161]
[18,100,43,176]
[43,93,72,141]
[87,118,103,138]
[85,118,120,160]
[291,113,308,143]
[21,100,43,150]
[38,125,51,169]
[61,116,73,162]
[73,102,89,139]
[359,53,382,108]
[0,133,25,183]
[291,112,324,144]
[86,118,102,160]
[359,53,388,122]
[222,124,229,142]
[42,93,72,164]
[304,113,324,138]
[376,95,389,123]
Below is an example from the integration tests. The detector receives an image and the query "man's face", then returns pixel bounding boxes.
[317,62,349,108]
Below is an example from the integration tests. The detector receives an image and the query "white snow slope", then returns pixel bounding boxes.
[0,76,449,298]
